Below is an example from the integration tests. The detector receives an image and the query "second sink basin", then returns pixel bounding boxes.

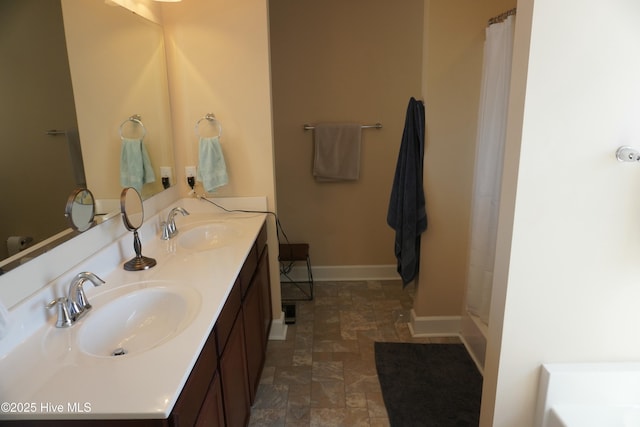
[179,222,242,251]
[77,284,201,358]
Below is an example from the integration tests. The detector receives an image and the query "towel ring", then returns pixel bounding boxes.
[119,114,147,140]
[195,113,223,138]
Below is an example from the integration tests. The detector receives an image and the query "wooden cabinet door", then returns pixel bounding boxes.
[219,314,250,427]
[256,249,272,346]
[243,274,265,403]
[195,372,225,427]
[170,330,217,427]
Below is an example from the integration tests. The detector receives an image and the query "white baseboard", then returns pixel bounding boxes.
[409,311,484,375]
[268,311,288,341]
[460,312,487,373]
[408,310,462,337]
[459,335,485,376]
[282,264,400,282]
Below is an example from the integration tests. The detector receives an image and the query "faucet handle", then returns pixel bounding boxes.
[46,297,73,328]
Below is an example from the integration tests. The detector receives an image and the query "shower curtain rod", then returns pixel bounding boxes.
[303,123,382,131]
[487,8,516,26]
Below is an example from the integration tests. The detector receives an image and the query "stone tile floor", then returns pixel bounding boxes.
[248,280,461,427]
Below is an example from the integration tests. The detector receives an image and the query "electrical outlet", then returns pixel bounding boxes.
[185,166,197,191]
[160,167,172,189]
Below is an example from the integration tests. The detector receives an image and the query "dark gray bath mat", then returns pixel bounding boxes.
[374,342,482,427]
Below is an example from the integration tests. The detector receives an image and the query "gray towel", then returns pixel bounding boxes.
[313,123,362,181]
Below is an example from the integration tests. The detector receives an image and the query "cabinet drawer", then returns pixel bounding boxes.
[256,223,267,256]
[238,244,258,298]
[215,280,242,355]
[239,222,267,298]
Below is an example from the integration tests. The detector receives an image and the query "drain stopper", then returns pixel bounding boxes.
[112,347,127,356]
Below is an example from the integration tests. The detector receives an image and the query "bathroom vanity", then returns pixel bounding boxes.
[172,221,271,427]
[0,201,272,427]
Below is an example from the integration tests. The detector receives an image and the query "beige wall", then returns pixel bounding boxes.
[269,0,424,266]
[162,0,280,314]
[63,0,174,201]
[414,0,516,317]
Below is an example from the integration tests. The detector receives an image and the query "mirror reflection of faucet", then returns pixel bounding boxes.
[46,272,105,328]
[161,207,190,240]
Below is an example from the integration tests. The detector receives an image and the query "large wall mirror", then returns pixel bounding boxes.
[0,0,175,272]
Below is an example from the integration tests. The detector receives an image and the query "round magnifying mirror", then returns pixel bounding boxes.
[120,187,156,271]
[65,188,96,232]
[121,187,144,231]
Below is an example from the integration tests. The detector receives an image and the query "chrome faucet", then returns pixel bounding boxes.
[46,297,73,328]
[46,272,105,328]
[67,272,105,320]
[161,207,190,240]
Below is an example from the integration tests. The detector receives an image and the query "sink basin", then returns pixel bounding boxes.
[179,222,241,251]
[77,285,200,357]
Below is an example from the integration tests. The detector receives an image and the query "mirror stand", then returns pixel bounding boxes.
[124,230,156,271]
[120,187,156,271]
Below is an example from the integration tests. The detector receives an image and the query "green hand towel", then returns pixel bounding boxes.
[197,136,228,192]
[120,138,156,193]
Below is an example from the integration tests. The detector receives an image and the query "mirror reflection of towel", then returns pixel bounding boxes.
[120,138,156,194]
[313,123,362,181]
[197,136,228,192]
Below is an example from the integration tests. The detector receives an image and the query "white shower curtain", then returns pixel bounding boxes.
[465,15,515,325]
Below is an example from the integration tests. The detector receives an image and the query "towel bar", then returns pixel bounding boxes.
[119,114,146,140]
[195,113,222,138]
[303,122,382,131]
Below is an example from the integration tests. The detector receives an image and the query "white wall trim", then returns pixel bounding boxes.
[460,335,485,376]
[408,310,462,337]
[460,311,487,372]
[268,310,288,341]
[409,311,484,374]
[282,264,400,282]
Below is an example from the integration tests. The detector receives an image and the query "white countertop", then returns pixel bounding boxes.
[0,202,266,420]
